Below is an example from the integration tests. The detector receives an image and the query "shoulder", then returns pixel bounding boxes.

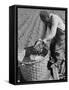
[50,13,59,18]
[50,13,61,25]
[50,13,63,21]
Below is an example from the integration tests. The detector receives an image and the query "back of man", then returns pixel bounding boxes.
[49,13,65,31]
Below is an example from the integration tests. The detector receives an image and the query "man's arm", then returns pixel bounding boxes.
[44,17,58,42]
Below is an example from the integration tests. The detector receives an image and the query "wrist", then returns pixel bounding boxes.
[43,39,47,43]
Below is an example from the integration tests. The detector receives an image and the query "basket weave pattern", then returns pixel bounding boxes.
[20,52,51,81]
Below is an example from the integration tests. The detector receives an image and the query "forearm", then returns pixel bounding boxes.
[45,24,57,41]
[46,33,55,41]
[44,31,56,42]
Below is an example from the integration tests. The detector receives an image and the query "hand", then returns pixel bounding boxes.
[30,55,36,60]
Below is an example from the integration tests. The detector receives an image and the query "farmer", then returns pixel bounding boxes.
[38,11,65,80]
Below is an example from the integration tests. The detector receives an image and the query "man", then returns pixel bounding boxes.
[39,11,65,41]
[39,11,65,80]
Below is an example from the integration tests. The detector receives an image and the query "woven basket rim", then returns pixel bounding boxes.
[22,54,49,65]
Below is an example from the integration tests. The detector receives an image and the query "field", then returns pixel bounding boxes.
[18,8,65,56]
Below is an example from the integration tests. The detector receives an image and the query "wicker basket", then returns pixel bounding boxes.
[20,51,51,81]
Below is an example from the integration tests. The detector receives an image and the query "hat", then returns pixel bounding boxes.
[40,11,49,21]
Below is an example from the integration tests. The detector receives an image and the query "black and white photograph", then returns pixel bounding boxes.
[17,6,67,84]
[0,0,69,89]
